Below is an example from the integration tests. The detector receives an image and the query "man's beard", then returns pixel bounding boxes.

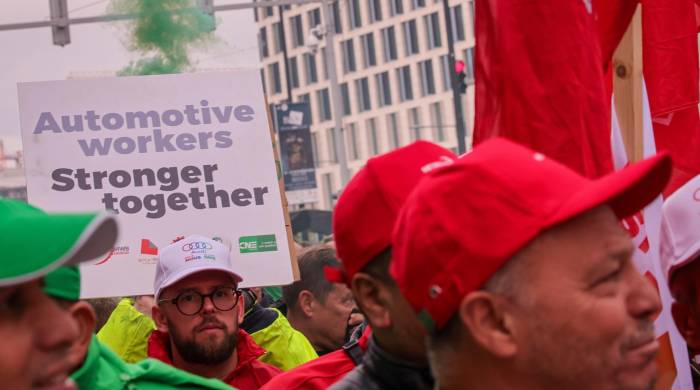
[170,317,238,365]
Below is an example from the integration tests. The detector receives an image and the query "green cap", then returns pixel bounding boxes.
[0,199,118,287]
[44,266,81,301]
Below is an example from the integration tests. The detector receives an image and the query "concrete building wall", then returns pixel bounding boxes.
[256,0,475,210]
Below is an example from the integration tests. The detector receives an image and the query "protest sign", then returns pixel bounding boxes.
[18,71,295,298]
[272,102,318,205]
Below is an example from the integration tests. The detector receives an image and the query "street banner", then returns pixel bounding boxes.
[18,71,295,298]
[272,102,318,205]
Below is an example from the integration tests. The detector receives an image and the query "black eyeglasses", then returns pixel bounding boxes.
[159,287,242,316]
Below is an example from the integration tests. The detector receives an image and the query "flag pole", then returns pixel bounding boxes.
[612,5,644,163]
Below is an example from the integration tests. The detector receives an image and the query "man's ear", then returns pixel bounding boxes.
[458,292,518,358]
[152,305,169,333]
[351,274,390,328]
[236,294,245,323]
[69,301,97,343]
[298,290,316,318]
[61,301,97,373]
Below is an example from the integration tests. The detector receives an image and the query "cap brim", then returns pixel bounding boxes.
[0,211,118,287]
[155,265,243,299]
[551,152,671,225]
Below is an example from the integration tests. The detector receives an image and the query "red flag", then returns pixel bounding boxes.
[473,0,613,178]
[593,0,639,69]
[643,0,700,196]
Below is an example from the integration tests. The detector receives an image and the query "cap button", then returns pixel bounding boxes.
[533,153,545,162]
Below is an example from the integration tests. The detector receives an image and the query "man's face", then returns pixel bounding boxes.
[157,271,242,365]
[0,280,79,390]
[386,283,428,361]
[508,206,661,390]
[310,283,356,351]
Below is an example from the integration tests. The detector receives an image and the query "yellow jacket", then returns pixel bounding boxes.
[248,308,318,371]
[97,298,156,363]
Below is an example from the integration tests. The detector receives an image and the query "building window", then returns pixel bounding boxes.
[418,59,436,96]
[317,88,332,121]
[375,71,392,107]
[340,82,352,116]
[258,27,269,59]
[265,6,274,17]
[290,15,304,48]
[463,47,475,82]
[268,62,282,94]
[396,65,413,102]
[402,20,420,56]
[341,39,357,73]
[304,53,318,84]
[366,118,380,156]
[409,107,422,141]
[360,33,377,68]
[308,8,321,28]
[440,54,451,91]
[411,0,425,9]
[348,123,361,160]
[430,102,445,142]
[322,172,335,209]
[424,12,442,49]
[451,5,466,41]
[355,77,371,112]
[332,1,343,33]
[368,0,382,22]
[348,0,362,29]
[381,26,398,62]
[288,56,300,89]
[389,0,403,16]
[387,113,401,149]
[272,22,283,54]
[326,128,338,162]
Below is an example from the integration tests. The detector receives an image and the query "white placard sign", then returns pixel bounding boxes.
[18,71,294,298]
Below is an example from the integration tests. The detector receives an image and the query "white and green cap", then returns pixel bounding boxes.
[0,198,118,287]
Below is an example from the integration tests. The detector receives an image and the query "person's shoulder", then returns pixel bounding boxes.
[260,349,356,390]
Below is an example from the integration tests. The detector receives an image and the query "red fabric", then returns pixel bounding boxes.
[147,329,281,390]
[593,0,639,68]
[473,0,613,178]
[330,141,456,284]
[259,327,371,390]
[642,0,700,196]
[391,138,671,330]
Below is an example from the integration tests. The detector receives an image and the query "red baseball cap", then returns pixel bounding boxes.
[328,141,457,284]
[391,138,671,332]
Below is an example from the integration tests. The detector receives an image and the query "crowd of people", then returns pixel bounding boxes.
[4,137,700,390]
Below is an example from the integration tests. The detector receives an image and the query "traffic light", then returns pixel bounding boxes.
[454,60,467,94]
[49,0,70,47]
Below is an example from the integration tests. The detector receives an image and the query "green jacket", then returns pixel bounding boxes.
[72,336,234,390]
[248,308,318,371]
[97,298,156,363]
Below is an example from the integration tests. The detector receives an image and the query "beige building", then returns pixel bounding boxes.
[255,0,475,210]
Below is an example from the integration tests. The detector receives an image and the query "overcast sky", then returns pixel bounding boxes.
[0,0,260,154]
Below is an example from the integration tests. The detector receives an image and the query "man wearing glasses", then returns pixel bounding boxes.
[149,235,281,389]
